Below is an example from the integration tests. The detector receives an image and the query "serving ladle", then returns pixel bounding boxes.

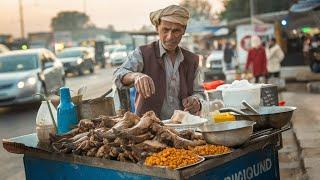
[241,100,260,115]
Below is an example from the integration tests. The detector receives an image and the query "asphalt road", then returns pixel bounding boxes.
[0,66,116,180]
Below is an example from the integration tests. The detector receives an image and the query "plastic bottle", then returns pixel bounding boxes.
[36,100,57,143]
[201,100,225,123]
[57,87,78,134]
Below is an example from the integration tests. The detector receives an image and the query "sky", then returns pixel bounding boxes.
[0,0,224,38]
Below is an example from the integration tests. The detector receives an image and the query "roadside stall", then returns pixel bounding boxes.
[2,82,295,180]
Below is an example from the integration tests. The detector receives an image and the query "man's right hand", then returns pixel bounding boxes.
[134,74,155,99]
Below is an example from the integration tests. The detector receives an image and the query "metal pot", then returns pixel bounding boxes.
[220,106,296,130]
[199,120,256,147]
[78,89,116,119]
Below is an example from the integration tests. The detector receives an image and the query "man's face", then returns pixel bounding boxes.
[157,20,185,51]
[269,40,275,46]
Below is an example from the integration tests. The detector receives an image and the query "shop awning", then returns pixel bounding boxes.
[290,0,320,13]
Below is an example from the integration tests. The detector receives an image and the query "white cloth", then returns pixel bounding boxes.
[266,44,284,73]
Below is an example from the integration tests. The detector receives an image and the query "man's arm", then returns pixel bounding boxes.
[113,48,155,98]
[113,48,144,89]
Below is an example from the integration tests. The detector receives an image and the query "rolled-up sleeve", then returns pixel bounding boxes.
[113,48,144,89]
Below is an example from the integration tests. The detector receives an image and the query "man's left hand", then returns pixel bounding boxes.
[182,96,201,114]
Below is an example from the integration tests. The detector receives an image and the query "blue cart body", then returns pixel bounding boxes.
[24,144,279,180]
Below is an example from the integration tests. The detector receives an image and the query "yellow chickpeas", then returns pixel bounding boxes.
[191,144,230,156]
[144,148,200,169]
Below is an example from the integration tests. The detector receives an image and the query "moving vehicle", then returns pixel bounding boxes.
[0,49,65,106]
[57,47,95,75]
[104,45,128,66]
[204,50,226,81]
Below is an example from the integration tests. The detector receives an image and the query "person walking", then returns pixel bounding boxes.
[310,35,320,73]
[223,42,234,70]
[245,36,267,83]
[266,38,284,78]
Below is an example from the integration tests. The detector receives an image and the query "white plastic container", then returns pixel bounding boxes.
[36,100,57,143]
[222,85,261,109]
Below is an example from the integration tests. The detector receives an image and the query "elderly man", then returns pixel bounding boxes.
[113,5,205,120]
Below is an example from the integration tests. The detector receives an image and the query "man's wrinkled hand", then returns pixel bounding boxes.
[182,96,201,114]
[134,74,155,99]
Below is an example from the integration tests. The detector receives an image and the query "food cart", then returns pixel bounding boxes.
[2,85,291,180]
[3,126,288,180]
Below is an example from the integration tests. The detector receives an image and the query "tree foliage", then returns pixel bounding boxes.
[220,0,293,21]
[180,0,214,21]
[51,11,91,32]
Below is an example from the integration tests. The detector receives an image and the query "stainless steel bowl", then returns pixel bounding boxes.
[199,120,256,147]
[220,106,297,130]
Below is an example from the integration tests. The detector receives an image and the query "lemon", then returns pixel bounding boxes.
[213,112,235,123]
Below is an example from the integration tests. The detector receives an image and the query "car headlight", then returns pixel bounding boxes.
[206,63,211,68]
[17,76,37,88]
[17,81,25,89]
[77,58,83,64]
[27,77,37,85]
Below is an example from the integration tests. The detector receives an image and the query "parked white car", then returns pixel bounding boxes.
[104,45,128,66]
[204,50,226,81]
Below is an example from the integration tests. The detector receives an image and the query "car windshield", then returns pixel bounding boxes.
[57,50,82,58]
[113,47,127,52]
[0,54,38,73]
[105,45,126,53]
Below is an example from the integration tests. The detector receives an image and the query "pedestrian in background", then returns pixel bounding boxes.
[303,36,311,65]
[266,38,284,78]
[223,41,234,70]
[310,35,320,73]
[245,36,267,83]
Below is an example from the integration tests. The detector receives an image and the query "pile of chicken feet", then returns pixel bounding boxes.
[51,111,205,163]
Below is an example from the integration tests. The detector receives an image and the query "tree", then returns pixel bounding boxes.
[51,11,91,32]
[220,0,293,21]
[180,0,214,21]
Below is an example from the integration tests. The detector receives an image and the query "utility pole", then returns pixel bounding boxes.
[19,0,25,38]
[250,0,254,25]
[83,0,87,14]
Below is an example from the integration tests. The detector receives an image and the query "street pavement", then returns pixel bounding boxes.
[0,65,316,180]
[281,82,320,180]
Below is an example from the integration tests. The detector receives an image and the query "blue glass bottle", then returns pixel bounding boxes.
[57,87,78,134]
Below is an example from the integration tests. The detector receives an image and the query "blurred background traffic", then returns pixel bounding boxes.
[1,0,319,89]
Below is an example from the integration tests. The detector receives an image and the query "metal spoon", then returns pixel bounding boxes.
[241,100,259,115]
[219,107,247,116]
